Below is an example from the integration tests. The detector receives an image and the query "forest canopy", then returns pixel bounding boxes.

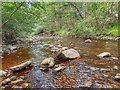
[2,2,118,41]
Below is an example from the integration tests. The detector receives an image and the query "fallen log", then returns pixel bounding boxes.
[9,60,32,71]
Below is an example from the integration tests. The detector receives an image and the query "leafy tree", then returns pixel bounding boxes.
[2,2,118,43]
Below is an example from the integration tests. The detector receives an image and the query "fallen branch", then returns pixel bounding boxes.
[9,60,32,71]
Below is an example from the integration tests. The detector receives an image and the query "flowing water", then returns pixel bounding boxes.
[2,36,120,88]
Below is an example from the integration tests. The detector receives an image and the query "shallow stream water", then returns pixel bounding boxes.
[2,36,119,88]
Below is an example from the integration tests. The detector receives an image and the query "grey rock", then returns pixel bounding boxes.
[8,45,17,51]
[19,76,25,79]
[51,47,60,53]
[11,76,17,81]
[114,73,120,81]
[54,66,65,72]
[0,70,7,77]
[111,57,118,60]
[57,48,80,60]
[40,57,55,68]
[61,47,69,51]
[97,52,111,58]
[84,39,92,43]
[12,85,22,89]
[80,80,93,87]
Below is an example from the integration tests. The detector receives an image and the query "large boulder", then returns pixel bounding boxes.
[97,52,111,58]
[40,57,55,68]
[57,48,80,60]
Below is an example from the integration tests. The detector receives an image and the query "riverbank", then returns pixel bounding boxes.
[50,34,120,41]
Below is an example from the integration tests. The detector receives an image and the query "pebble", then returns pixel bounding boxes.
[12,85,22,89]
[0,70,7,77]
[19,76,25,79]
[97,52,111,58]
[61,47,68,51]
[49,45,55,48]
[21,83,29,88]
[80,80,93,87]
[57,45,62,48]
[84,39,92,43]
[113,65,119,70]
[103,74,109,78]
[111,57,119,60]
[114,73,120,81]
[10,79,24,85]
[40,67,48,71]
[54,66,65,72]
[100,68,110,72]
[90,67,99,71]
[11,76,17,81]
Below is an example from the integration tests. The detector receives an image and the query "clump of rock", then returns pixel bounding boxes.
[114,73,120,81]
[57,48,80,60]
[97,52,111,58]
[10,79,24,85]
[0,70,7,77]
[40,57,55,68]
[8,46,17,51]
[54,66,65,72]
[84,39,92,43]
[9,60,32,71]
[51,47,60,53]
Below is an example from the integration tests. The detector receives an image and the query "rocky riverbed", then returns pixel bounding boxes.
[0,35,120,89]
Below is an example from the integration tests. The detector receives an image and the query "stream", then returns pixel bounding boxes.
[2,36,120,88]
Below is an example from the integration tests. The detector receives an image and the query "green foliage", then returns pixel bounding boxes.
[55,29,70,35]
[99,26,118,36]
[70,20,96,35]
[2,2,118,40]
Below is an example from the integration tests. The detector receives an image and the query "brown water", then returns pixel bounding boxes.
[2,36,120,88]
[2,48,32,70]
